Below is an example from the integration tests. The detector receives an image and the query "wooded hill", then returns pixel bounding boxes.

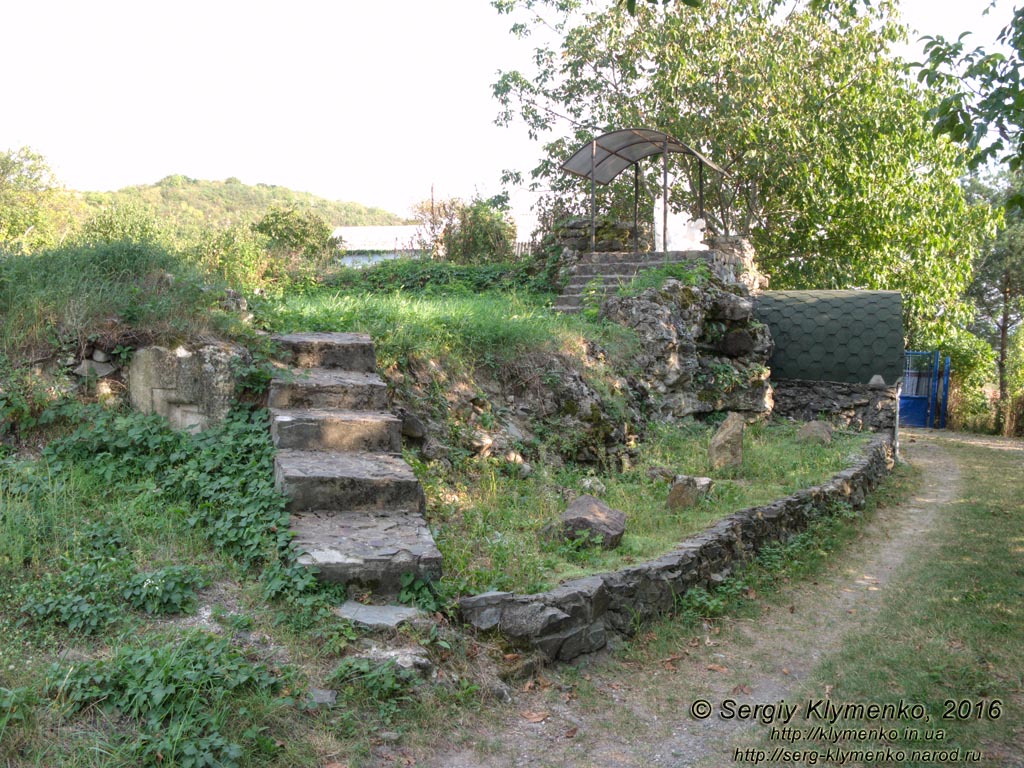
[76,175,408,231]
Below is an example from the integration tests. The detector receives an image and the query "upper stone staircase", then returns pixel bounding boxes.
[552,250,715,313]
[268,332,441,595]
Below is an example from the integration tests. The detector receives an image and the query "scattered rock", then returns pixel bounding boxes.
[709,411,745,470]
[91,349,111,363]
[579,477,607,495]
[73,359,116,378]
[309,687,337,708]
[335,601,423,630]
[559,494,626,549]
[421,437,450,461]
[646,465,676,482]
[353,646,433,677]
[667,475,714,510]
[797,420,834,445]
[398,409,427,440]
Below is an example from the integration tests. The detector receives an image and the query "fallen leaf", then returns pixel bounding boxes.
[707,663,730,673]
[564,726,579,739]
[521,710,550,723]
[824,685,834,697]
[743,587,758,599]
[661,653,688,664]
[688,637,701,647]
[503,653,521,662]
[788,605,795,614]
[562,692,576,703]
[523,680,536,692]
[782,668,791,675]
[323,763,348,768]
[732,684,753,695]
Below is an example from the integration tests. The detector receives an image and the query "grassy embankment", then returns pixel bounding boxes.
[1,248,877,766]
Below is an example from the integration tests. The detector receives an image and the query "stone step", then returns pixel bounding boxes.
[272,332,377,372]
[575,249,711,266]
[268,368,388,411]
[270,408,401,453]
[570,260,676,277]
[552,304,582,314]
[274,449,424,515]
[291,509,442,592]
[565,275,636,291]
[552,294,586,308]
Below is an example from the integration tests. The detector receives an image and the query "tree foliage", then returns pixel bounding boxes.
[493,0,994,349]
[252,205,341,264]
[412,195,516,264]
[0,147,82,254]
[965,171,1024,432]
[919,8,1024,183]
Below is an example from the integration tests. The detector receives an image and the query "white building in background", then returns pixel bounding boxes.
[332,224,423,267]
[332,225,421,252]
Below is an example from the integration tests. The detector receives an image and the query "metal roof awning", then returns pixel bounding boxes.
[561,128,726,184]
[560,128,726,253]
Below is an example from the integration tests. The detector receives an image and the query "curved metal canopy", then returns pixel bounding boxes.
[561,128,726,184]
[560,128,726,253]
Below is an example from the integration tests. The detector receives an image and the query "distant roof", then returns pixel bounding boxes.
[561,128,727,185]
[332,225,420,251]
[754,291,904,385]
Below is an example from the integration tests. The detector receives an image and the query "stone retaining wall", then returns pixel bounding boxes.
[459,435,895,662]
[772,379,899,433]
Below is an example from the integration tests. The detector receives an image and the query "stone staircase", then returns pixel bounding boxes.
[268,332,441,595]
[552,249,719,313]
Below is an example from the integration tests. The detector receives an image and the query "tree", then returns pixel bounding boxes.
[252,205,341,264]
[493,0,994,352]
[0,147,81,253]
[411,195,516,263]
[919,8,1024,182]
[965,171,1024,433]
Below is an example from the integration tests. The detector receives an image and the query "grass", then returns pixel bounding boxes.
[421,419,872,594]
[802,437,1024,764]
[254,282,638,376]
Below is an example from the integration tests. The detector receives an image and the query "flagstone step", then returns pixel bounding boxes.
[268,368,388,411]
[270,408,401,453]
[272,332,377,372]
[274,449,424,515]
[290,509,442,593]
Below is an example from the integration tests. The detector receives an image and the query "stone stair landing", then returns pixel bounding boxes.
[270,332,441,594]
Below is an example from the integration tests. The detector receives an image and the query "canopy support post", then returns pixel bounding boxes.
[698,161,706,222]
[662,138,668,253]
[590,139,597,253]
[633,163,640,252]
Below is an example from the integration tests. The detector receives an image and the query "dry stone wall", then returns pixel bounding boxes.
[772,379,899,433]
[459,435,895,662]
[600,276,774,419]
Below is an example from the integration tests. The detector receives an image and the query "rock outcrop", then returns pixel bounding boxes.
[600,275,774,420]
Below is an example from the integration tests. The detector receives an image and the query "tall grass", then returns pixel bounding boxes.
[424,420,872,594]
[258,285,638,372]
[0,240,230,364]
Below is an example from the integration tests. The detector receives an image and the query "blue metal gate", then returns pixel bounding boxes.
[899,351,951,428]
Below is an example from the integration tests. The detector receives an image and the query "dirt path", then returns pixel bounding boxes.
[399,432,991,767]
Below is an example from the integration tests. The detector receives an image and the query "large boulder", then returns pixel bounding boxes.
[667,475,714,511]
[709,412,745,470]
[128,343,250,431]
[559,494,627,549]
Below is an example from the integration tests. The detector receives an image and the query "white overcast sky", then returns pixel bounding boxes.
[1,0,1017,234]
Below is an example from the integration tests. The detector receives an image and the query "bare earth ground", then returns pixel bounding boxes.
[379,430,1022,768]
